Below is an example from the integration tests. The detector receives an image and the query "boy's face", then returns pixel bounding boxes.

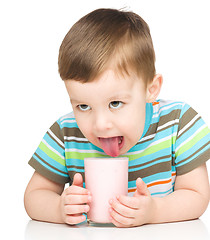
[65,69,156,157]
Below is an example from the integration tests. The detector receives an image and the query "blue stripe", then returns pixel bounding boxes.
[131,127,175,153]
[143,171,173,184]
[67,167,84,173]
[66,141,98,151]
[176,133,210,162]
[176,144,209,167]
[36,148,66,171]
[179,104,191,118]
[60,121,78,129]
[44,132,64,154]
[176,118,207,149]
[129,157,171,172]
[151,187,174,196]
[33,154,69,177]
[66,158,84,167]
[128,147,171,165]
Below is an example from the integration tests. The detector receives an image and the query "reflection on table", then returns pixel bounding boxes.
[25,219,210,240]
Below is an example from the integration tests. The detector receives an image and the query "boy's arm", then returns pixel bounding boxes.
[24,172,91,224]
[152,163,210,223]
[24,172,65,223]
[152,164,210,223]
[109,163,210,227]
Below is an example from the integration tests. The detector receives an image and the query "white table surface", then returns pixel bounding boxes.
[2,208,210,240]
[24,218,210,240]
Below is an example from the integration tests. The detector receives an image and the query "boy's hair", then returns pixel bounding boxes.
[58,8,156,84]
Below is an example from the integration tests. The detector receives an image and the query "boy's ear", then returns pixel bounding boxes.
[146,74,163,103]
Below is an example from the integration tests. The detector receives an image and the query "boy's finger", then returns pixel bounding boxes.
[65,194,92,205]
[64,204,90,215]
[109,199,135,218]
[65,185,90,195]
[72,173,83,187]
[65,214,86,225]
[134,178,150,197]
[110,215,128,228]
[109,208,134,227]
[115,195,140,209]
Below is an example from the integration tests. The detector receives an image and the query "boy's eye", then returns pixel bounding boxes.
[78,104,91,111]
[109,101,123,109]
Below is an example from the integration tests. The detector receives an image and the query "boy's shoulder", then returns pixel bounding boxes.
[153,99,186,110]
[148,99,200,133]
[151,99,186,118]
[53,111,86,139]
[152,99,193,118]
[56,111,78,129]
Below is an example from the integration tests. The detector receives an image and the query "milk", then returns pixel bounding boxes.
[84,157,128,223]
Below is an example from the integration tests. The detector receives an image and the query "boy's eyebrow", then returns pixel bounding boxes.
[70,94,131,104]
[70,98,80,104]
[109,93,131,100]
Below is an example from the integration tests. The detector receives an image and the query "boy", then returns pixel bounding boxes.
[24,8,210,228]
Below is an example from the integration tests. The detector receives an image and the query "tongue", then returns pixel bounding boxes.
[99,137,120,157]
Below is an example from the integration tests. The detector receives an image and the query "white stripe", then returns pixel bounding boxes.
[157,119,179,131]
[42,139,65,160]
[61,119,76,124]
[178,114,200,137]
[154,102,184,117]
[140,133,156,142]
[143,133,175,148]
[149,182,172,194]
[48,129,65,147]
[153,113,159,118]
[64,136,89,141]
[128,192,134,197]
[158,100,184,108]
[65,148,106,154]
[60,112,74,121]
[176,124,206,152]
[152,103,160,112]
[140,120,179,143]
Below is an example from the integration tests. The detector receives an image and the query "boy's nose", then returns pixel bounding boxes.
[93,112,113,134]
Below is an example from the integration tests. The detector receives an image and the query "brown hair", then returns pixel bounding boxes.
[58,8,156,84]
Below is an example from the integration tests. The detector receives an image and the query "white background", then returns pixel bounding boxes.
[0,0,209,239]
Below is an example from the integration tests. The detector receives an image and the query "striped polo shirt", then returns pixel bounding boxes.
[29,100,210,197]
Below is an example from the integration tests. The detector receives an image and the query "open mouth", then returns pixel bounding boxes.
[118,136,123,145]
[98,136,124,157]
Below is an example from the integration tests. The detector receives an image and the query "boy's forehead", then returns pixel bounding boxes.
[66,69,142,90]
[65,69,146,103]
[66,79,133,99]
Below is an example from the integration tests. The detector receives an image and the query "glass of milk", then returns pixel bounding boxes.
[84,157,128,224]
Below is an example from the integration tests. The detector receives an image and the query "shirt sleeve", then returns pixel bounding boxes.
[175,103,210,175]
[28,120,70,184]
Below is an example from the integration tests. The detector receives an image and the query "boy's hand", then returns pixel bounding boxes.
[109,178,155,228]
[59,173,91,225]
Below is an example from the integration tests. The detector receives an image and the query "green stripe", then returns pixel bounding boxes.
[176,126,209,157]
[39,142,65,166]
[126,136,176,161]
[65,151,106,159]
